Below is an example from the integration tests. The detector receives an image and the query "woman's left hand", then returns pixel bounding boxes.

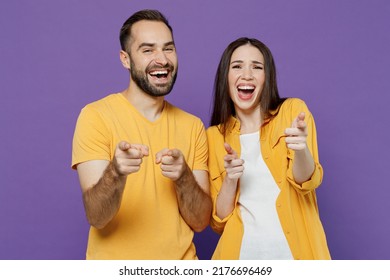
[284,112,308,151]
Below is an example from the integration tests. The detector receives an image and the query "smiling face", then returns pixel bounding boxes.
[126,20,178,97]
[228,44,265,114]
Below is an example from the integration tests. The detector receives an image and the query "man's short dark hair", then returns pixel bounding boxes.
[119,9,173,52]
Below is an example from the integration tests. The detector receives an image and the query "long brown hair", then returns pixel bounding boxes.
[210,37,285,134]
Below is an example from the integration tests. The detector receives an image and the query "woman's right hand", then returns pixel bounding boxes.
[215,143,244,220]
[223,142,245,180]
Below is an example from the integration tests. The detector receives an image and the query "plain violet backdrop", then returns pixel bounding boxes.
[1,0,389,260]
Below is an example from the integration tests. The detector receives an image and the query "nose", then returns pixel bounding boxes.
[154,50,168,66]
[242,67,253,80]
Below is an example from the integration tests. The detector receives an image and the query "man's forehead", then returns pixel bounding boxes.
[130,20,173,44]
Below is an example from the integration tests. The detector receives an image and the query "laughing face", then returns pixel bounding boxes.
[127,20,178,97]
[228,44,265,113]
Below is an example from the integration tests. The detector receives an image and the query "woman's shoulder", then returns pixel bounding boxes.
[206,124,222,137]
[281,97,306,108]
[278,97,310,115]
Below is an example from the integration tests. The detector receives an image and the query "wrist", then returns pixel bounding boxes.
[109,161,127,180]
[223,176,239,193]
[225,176,238,185]
[175,163,191,184]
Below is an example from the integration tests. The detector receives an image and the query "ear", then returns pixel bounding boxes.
[119,50,131,70]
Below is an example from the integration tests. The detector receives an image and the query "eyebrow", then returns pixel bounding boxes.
[137,41,175,51]
[230,60,264,65]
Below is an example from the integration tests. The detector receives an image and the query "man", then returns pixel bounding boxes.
[72,9,212,259]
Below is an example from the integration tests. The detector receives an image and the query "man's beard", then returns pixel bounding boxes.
[130,61,177,97]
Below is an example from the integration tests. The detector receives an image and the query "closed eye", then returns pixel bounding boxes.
[164,47,175,52]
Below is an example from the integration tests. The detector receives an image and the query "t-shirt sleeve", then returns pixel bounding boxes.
[71,105,112,169]
[192,119,209,172]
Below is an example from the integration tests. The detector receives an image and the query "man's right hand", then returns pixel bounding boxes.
[113,141,149,176]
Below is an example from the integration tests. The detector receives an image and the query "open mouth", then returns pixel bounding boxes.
[149,69,169,79]
[237,85,255,94]
[237,85,255,100]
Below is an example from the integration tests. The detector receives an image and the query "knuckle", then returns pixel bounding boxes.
[131,166,140,173]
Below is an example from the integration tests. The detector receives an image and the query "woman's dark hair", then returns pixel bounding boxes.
[210,37,285,134]
[119,9,173,52]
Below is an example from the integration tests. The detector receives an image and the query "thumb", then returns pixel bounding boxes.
[132,144,149,156]
[296,112,306,130]
[168,149,181,159]
[224,142,236,156]
[291,112,305,128]
[155,148,169,164]
[297,112,305,122]
[118,141,131,151]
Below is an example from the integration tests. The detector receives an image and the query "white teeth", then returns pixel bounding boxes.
[238,85,255,90]
[150,70,168,75]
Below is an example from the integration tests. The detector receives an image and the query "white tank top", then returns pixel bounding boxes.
[238,132,293,259]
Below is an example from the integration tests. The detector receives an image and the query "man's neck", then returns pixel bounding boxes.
[121,86,165,122]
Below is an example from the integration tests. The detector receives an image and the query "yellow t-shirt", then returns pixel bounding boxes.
[72,93,208,259]
[207,98,331,260]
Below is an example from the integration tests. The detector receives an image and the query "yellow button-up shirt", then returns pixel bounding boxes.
[207,98,331,260]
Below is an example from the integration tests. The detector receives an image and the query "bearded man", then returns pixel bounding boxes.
[71,9,211,260]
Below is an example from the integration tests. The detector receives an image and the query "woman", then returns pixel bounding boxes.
[207,37,330,260]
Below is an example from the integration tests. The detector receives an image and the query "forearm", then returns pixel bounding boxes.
[174,165,212,232]
[292,147,315,184]
[82,162,127,229]
[216,176,238,220]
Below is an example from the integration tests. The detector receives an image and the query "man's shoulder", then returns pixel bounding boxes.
[84,93,121,111]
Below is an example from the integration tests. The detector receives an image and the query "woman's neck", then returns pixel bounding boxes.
[235,106,263,134]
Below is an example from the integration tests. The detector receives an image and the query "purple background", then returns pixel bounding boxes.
[1,0,389,260]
